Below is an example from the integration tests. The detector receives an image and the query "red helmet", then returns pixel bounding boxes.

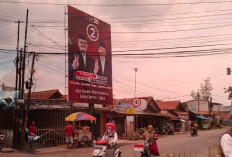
[105,123,115,131]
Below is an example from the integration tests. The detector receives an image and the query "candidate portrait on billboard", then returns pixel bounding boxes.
[68,5,112,105]
[69,34,93,80]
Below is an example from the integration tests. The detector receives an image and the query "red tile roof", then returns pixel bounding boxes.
[199,111,219,115]
[219,112,231,120]
[24,89,62,100]
[60,95,67,100]
[155,100,181,110]
[160,113,179,120]
[174,111,188,115]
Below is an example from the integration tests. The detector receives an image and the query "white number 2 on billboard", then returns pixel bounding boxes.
[87,24,99,41]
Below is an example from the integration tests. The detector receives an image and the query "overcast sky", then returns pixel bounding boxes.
[1,0,232,105]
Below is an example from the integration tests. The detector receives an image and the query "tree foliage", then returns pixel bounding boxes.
[224,86,232,100]
[190,77,213,101]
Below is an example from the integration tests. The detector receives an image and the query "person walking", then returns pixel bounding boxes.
[65,121,74,149]
[28,121,36,152]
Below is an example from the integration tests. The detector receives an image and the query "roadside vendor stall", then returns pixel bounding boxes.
[65,112,96,147]
[196,115,210,130]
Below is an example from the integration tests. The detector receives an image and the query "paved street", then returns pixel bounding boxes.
[0,128,227,157]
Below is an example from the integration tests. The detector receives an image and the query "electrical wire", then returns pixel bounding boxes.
[36,62,65,74]
[109,11,232,24]
[1,1,232,6]
[30,25,64,50]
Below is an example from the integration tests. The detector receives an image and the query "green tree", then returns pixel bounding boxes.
[191,77,213,101]
[224,86,232,100]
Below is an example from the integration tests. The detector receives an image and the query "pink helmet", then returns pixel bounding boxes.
[105,123,115,131]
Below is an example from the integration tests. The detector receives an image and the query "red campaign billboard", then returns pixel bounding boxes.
[68,5,112,105]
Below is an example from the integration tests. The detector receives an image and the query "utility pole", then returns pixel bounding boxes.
[133,68,138,97]
[21,9,29,99]
[197,91,200,112]
[15,20,21,98]
[13,20,21,149]
[209,97,213,115]
[133,68,138,130]
[20,9,29,150]
[21,52,36,149]
[18,49,23,99]
[64,6,68,97]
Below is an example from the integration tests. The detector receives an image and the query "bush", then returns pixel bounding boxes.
[127,127,146,141]
[136,127,146,135]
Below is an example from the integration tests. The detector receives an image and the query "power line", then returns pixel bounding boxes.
[32,22,232,34]
[30,25,65,50]
[110,11,232,23]
[36,62,65,74]
[104,8,232,19]
[1,1,232,6]
[163,95,191,100]
[113,36,232,49]
[111,23,232,34]
[113,73,179,95]
[113,32,232,44]
[113,43,232,54]
[28,42,65,51]
[113,78,153,96]
[38,60,65,71]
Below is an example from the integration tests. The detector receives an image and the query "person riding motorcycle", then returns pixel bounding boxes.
[140,125,160,156]
[191,121,198,135]
[101,123,118,157]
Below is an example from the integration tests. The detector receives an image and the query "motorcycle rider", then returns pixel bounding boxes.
[191,121,198,135]
[141,125,160,156]
[101,123,118,157]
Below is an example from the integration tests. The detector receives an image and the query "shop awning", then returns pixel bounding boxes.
[135,112,179,120]
[196,115,210,120]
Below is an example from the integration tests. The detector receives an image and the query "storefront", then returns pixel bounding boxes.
[196,115,210,130]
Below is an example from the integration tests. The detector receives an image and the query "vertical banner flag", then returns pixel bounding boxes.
[68,5,112,105]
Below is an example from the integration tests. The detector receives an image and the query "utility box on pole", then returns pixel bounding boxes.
[227,67,231,75]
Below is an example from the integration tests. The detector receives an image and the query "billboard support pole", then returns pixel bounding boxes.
[89,103,95,140]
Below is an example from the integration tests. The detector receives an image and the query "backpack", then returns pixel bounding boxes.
[218,128,232,157]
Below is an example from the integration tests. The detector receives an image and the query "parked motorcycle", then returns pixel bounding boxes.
[167,128,174,135]
[92,140,121,157]
[158,127,168,135]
